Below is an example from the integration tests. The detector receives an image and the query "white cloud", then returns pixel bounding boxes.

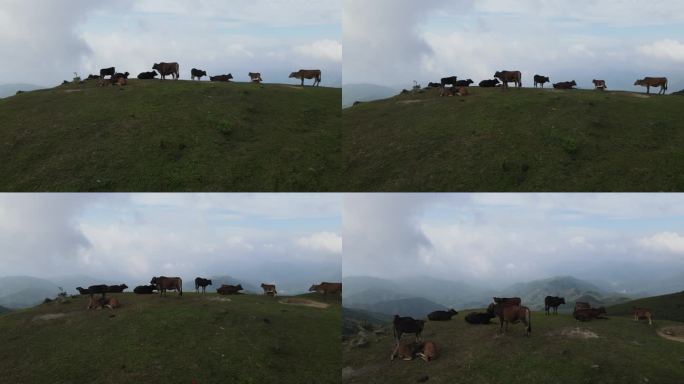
[637,39,684,63]
[639,232,684,254]
[297,232,342,254]
[295,39,343,63]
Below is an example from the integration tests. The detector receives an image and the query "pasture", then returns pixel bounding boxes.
[0,292,341,384]
[343,87,684,191]
[343,309,684,384]
[0,80,341,191]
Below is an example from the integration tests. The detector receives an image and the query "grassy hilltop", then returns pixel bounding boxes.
[0,292,341,384]
[343,87,684,191]
[343,304,684,384]
[0,80,341,191]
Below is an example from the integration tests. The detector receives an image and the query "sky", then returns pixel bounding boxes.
[344,0,684,92]
[343,194,684,289]
[0,0,342,87]
[0,194,342,289]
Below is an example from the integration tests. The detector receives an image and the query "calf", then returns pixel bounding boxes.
[194,277,212,294]
[391,341,420,361]
[249,72,263,83]
[573,307,607,321]
[112,72,129,82]
[479,79,500,88]
[465,311,495,324]
[260,283,277,296]
[137,71,158,80]
[133,285,156,294]
[440,86,456,97]
[632,307,653,325]
[427,309,458,321]
[88,297,120,310]
[217,284,243,295]
[455,79,474,87]
[210,74,233,82]
[534,75,550,88]
[592,79,607,90]
[191,68,207,81]
[416,341,438,362]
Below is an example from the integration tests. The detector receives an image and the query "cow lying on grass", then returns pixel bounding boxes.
[390,341,438,362]
[573,307,607,321]
[427,309,458,321]
[87,297,120,310]
[465,311,495,324]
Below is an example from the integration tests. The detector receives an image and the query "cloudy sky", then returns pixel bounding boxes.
[0,194,341,289]
[0,0,341,87]
[344,0,684,91]
[343,194,684,289]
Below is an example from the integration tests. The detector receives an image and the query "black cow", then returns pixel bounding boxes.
[191,68,207,81]
[427,309,458,321]
[210,74,233,82]
[100,67,115,79]
[544,296,566,315]
[479,79,500,87]
[455,79,474,87]
[427,82,442,88]
[111,72,129,83]
[133,285,156,294]
[217,284,243,295]
[441,76,458,87]
[534,75,550,88]
[553,80,577,89]
[86,74,100,81]
[88,284,108,297]
[137,71,158,80]
[465,312,496,324]
[75,287,90,295]
[106,284,128,293]
[391,315,425,360]
[194,277,212,294]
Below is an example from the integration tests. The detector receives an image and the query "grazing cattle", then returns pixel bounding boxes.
[440,76,458,87]
[455,79,474,87]
[391,341,420,361]
[289,69,321,87]
[150,276,183,296]
[133,285,156,294]
[393,315,424,344]
[76,287,90,295]
[440,86,456,97]
[416,341,438,362]
[534,75,550,88]
[88,285,108,297]
[309,282,342,296]
[260,283,277,296]
[553,80,577,89]
[191,68,207,81]
[488,303,532,336]
[100,67,115,79]
[494,70,522,89]
[106,284,128,293]
[493,297,522,306]
[427,309,458,321]
[465,311,496,324]
[217,284,243,295]
[573,307,607,321]
[194,277,212,294]
[152,62,180,80]
[427,82,442,88]
[479,79,500,88]
[544,296,566,315]
[634,77,668,95]
[574,302,591,312]
[210,74,233,82]
[592,79,607,90]
[249,72,263,83]
[137,71,158,80]
[632,307,653,325]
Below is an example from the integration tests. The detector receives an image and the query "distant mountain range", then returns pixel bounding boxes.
[0,83,44,98]
[342,83,399,108]
[0,305,12,315]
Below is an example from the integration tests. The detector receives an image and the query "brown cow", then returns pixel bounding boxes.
[152,62,180,80]
[416,341,438,362]
[289,69,321,87]
[87,296,120,310]
[592,79,607,90]
[494,70,522,89]
[634,77,668,95]
[217,284,243,295]
[573,307,606,321]
[261,283,277,296]
[440,86,456,97]
[309,282,342,295]
[632,307,653,325]
[249,72,263,83]
[391,341,420,361]
[150,276,183,296]
[488,302,531,336]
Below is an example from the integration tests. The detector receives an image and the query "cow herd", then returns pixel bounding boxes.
[425,71,670,95]
[389,295,656,362]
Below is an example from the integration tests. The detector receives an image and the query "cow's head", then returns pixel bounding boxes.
[121,284,128,290]
[560,298,566,304]
[309,284,318,291]
[289,72,299,78]
[634,79,645,86]
[152,63,160,70]
[227,74,234,80]
[236,284,243,290]
[570,81,577,86]
[150,277,158,285]
[448,309,458,315]
[466,79,474,84]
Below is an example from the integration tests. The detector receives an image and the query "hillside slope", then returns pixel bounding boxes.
[0,80,341,191]
[0,292,340,383]
[343,87,684,191]
[343,309,684,384]
[607,291,684,322]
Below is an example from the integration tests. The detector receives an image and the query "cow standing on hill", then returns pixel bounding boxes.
[488,300,531,336]
[634,77,668,95]
[249,72,263,83]
[309,282,341,300]
[150,276,183,296]
[194,277,212,294]
[632,307,653,325]
[191,68,207,81]
[152,62,180,80]
[592,79,607,90]
[100,67,115,79]
[534,75,550,88]
[261,283,277,296]
[391,315,425,360]
[217,284,243,295]
[289,69,321,87]
[494,70,522,89]
[544,296,565,315]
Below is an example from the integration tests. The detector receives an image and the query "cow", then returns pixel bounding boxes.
[309,282,342,298]
[104,297,120,310]
[112,72,129,82]
[427,309,458,321]
[544,296,565,315]
[106,284,128,293]
[493,297,522,306]
[574,302,591,312]
[88,296,120,310]
[534,75,550,88]
[191,68,207,81]
[138,71,158,80]
[455,79,474,87]
[465,311,496,324]
[76,287,90,295]
[133,285,156,294]
[99,79,112,87]
[440,76,458,87]
[88,285,108,298]
[289,69,321,87]
[152,62,180,80]
[458,87,469,97]
[592,79,607,90]
[494,70,522,89]
[391,341,420,361]
[573,307,606,321]
[416,341,438,362]
[217,284,243,295]
[479,79,500,88]
[87,296,105,310]
[150,276,183,296]
[488,302,531,336]
[249,72,263,83]
[210,74,233,82]
[261,283,277,296]
[194,277,212,294]
[632,307,653,325]
[391,315,425,360]
[100,67,115,79]
[427,82,442,88]
[634,77,668,95]
[553,80,577,89]
[440,86,456,97]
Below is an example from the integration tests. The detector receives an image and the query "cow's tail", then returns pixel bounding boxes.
[526,308,532,335]
[179,278,183,296]
[665,80,668,91]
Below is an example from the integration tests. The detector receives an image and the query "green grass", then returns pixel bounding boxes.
[607,291,684,322]
[343,87,684,191]
[0,80,341,191]
[0,292,341,384]
[343,309,684,384]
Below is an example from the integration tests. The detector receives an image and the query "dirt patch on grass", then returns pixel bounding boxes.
[63,90,82,93]
[279,298,329,309]
[546,327,599,339]
[397,100,422,105]
[657,326,684,343]
[32,313,67,321]
[206,297,232,302]
[630,93,651,99]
